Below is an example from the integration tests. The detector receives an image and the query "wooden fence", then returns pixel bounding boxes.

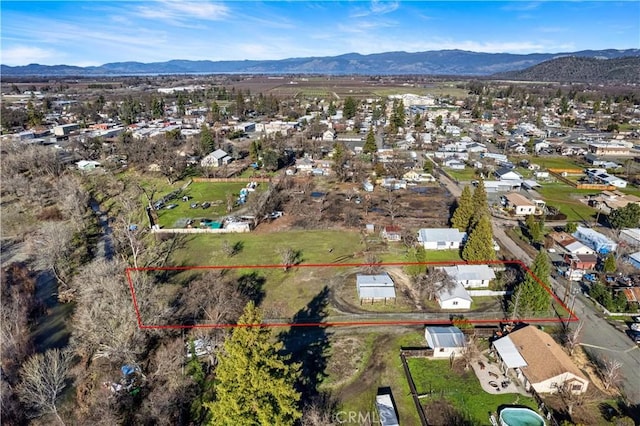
[399,351,430,426]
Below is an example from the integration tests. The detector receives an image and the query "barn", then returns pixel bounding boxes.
[356,274,396,304]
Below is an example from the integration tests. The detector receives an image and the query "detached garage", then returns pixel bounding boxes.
[356,274,396,305]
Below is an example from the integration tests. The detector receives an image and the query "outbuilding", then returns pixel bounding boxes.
[424,326,466,358]
[356,274,396,304]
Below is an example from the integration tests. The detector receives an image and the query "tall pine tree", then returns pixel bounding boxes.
[451,185,474,231]
[363,128,377,154]
[461,215,496,261]
[511,251,551,318]
[470,178,489,227]
[204,302,301,425]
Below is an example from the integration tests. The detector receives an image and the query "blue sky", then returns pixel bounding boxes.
[1,1,639,66]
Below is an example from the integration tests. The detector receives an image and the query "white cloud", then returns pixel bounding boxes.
[350,0,399,17]
[1,46,58,65]
[501,2,541,12]
[134,1,229,25]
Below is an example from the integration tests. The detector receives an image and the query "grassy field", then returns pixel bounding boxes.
[445,168,478,182]
[155,181,259,228]
[514,155,586,170]
[408,358,537,423]
[536,183,599,222]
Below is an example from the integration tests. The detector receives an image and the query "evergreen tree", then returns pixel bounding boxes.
[328,101,337,116]
[200,124,215,154]
[603,253,617,273]
[461,215,495,261]
[609,203,640,229]
[363,128,377,154]
[343,97,357,119]
[511,251,551,317]
[204,302,301,425]
[472,179,488,214]
[451,186,474,231]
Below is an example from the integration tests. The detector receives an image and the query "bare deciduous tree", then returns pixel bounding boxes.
[600,357,622,391]
[414,267,456,301]
[564,321,584,356]
[278,247,300,271]
[362,252,382,274]
[460,335,480,371]
[71,259,146,363]
[32,221,75,287]
[178,270,247,325]
[384,189,402,223]
[17,348,73,426]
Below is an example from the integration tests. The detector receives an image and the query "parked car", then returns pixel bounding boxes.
[190,203,199,209]
[165,204,178,210]
[201,202,211,209]
[629,330,640,344]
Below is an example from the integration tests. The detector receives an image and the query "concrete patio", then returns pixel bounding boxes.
[471,353,530,396]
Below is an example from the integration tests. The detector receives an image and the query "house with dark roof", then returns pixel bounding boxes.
[492,325,589,394]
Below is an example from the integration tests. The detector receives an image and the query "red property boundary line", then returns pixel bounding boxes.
[125,259,579,330]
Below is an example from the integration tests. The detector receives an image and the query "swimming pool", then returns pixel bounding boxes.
[499,407,545,426]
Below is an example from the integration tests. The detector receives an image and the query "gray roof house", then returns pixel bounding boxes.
[417,228,467,250]
[436,281,473,310]
[437,265,496,288]
[424,326,466,358]
[201,149,231,167]
[356,274,396,304]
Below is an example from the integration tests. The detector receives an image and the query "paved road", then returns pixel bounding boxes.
[436,170,640,404]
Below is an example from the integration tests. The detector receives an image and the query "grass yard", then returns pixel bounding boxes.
[515,155,586,170]
[155,181,260,228]
[536,183,598,222]
[408,358,537,424]
[445,168,478,182]
[330,331,426,426]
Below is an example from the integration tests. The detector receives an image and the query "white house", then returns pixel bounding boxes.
[492,326,589,395]
[628,252,640,269]
[201,149,231,167]
[573,226,617,254]
[356,274,396,304]
[322,130,336,141]
[444,158,466,170]
[620,229,640,248]
[436,281,473,310]
[495,167,523,181]
[438,265,496,288]
[424,326,466,358]
[417,228,466,250]
[502,193,536,216]
[76,160,101,171]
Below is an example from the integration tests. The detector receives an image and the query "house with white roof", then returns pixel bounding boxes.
[356,274,396,304]
[417,228,466,250]
[424,326,466,358]
[573,226,617,254]
[436,281,473,310]
[437,265,496,288]
[620,229,640,248]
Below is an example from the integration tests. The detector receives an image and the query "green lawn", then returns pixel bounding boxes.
[155,181,260,228]
[445,168,478,182]
[536,183,598,222]
[515,155,586,170]
[332,332,427,426]
[408,358,537,423]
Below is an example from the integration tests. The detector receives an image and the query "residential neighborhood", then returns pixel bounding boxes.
[3,72,640,426]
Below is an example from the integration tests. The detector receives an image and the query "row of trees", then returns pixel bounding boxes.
[451,180,496,262]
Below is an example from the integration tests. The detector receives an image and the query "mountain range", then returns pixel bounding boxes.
[2,49,639,78]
